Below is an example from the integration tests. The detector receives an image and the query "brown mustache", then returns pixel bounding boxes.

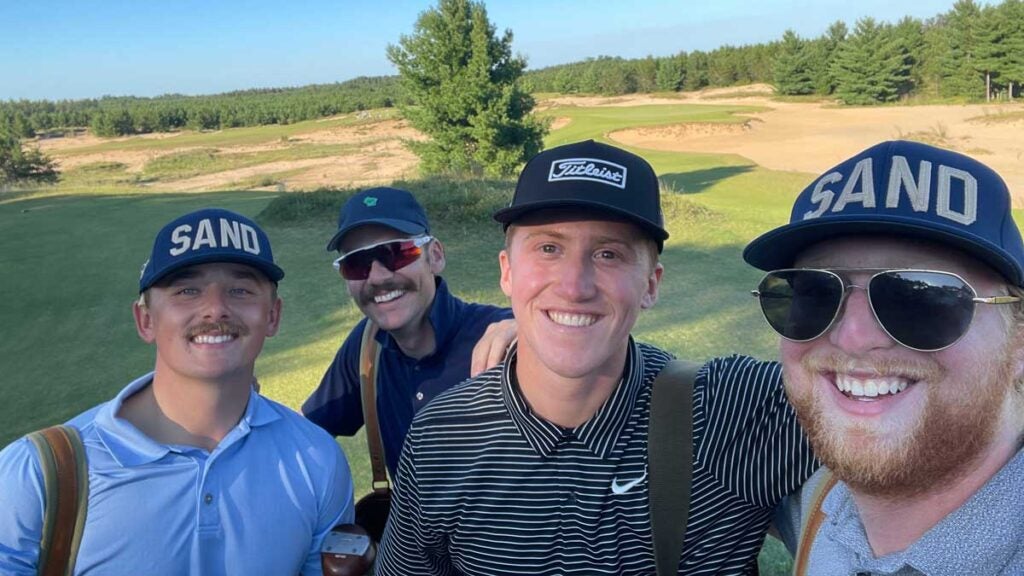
[360,281,414,306]
[186,321,249,339]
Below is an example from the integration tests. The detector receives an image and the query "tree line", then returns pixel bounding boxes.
[2,0,1021,144]
[0,76,406,138]
[524,0,1024,104]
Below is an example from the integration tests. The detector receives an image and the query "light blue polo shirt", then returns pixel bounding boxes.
[0,373,355,576]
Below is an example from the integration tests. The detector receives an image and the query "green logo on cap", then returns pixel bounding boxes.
[363,196,378,207]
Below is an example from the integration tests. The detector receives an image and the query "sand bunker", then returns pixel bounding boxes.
[605,93,1024,205]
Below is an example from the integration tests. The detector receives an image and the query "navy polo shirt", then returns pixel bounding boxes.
[303,277,512,477]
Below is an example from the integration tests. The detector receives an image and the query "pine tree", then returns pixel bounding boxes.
[809,21,848,95]
[831,18,911,104]
[655,53,686,92]
[684,51,709,91]
[1000,0,1024,99]
[939,0,985,99]
[386,0,545,177]
[0,129,59,186]
[773,30,815,95]
[892,17,925,98]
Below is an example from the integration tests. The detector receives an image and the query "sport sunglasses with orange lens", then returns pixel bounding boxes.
[332,236,433,280]
[752,268,1020,352]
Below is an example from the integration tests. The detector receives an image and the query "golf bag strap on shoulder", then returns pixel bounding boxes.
[794,469,838,576]
[26,424,89,576]
[648,359,701,576]
[359,321,389,492]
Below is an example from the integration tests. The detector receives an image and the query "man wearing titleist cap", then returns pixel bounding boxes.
[747,141,1024,574]
[303,187,512,478]
[376,140,816,575]
[0,208,355,575]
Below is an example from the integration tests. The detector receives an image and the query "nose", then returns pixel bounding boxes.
[200,287,232,320]
[365,259,394,283]
[555,253,598,302]
[827,286,895,353]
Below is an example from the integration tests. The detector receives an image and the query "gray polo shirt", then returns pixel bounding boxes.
[776,448,1024,575]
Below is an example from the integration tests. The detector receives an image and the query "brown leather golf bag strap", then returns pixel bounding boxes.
[359,321,389,492]
[794,469,838,576]
[648,359,701,576]
[26,424,89,576]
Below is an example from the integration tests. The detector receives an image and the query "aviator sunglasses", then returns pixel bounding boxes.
[332,236,433,280]
[752,268,1020,352]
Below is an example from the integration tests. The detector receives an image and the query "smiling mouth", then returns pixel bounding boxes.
[374,289,406,304]
[190,333,237,344]
[547,311,597,327]
[833,373,912,400]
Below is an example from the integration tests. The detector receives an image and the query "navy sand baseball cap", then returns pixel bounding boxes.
[139,208,285,292]
[326,187,430,252]
[744,140,1024,287]
[494,140,669,252]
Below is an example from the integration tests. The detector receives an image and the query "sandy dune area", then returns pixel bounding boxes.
[597,85,1024,205]
[35,88,1024,205]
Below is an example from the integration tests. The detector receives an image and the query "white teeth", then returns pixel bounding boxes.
[864,381,878,397]
[834,374,912,398]
[374,290,405,303]
[193,334,234,344]
[548,311,597,327]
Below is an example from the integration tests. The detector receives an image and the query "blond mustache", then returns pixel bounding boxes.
[801,352,942,383]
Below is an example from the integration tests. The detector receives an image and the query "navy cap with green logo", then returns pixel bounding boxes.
[493,140,669,252]
[743,140,1024,287]
[326,187,430,252]
[139,208,285,293]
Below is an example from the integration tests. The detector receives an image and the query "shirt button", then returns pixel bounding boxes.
[566,492,577,505]
[416,392,425,401]
[204,493,214,505]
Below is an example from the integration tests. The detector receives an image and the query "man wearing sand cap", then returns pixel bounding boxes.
[0,208,354,575]
[745,141,1024,574]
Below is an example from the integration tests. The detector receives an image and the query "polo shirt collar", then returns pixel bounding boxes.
[821,447,1024,573]
[94,372,280,468]
[377,276,458,357]
[502,337,645,459]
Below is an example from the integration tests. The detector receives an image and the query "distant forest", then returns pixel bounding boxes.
[2,0,1020,138]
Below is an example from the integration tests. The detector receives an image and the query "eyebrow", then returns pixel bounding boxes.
[521,230,637,250]
[161,265,264,285]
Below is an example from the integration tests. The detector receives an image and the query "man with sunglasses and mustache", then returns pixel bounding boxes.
[0,208,355,575]
[303,187,512,479]
[746,141,1024,574]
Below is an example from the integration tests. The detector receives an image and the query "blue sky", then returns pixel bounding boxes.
[0,0,973,101]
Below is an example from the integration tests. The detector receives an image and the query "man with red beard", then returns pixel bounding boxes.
[745,141,1024,574]
[303,187,512,479]
[0,208,355,575]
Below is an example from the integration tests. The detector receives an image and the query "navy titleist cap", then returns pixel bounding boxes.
[494,140,669,252]
[326,187,430,252]
[139,208,284,293]
[744,140,1024,287]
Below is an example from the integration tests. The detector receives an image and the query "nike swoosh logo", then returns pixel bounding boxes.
[611,465,647,495]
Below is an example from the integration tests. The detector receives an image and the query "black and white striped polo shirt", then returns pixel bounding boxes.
[377,338,817,575]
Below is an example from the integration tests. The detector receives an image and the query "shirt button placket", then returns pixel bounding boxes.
[197,457,220,533]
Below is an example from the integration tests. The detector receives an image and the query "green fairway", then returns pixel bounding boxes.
[541,102,766,147]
